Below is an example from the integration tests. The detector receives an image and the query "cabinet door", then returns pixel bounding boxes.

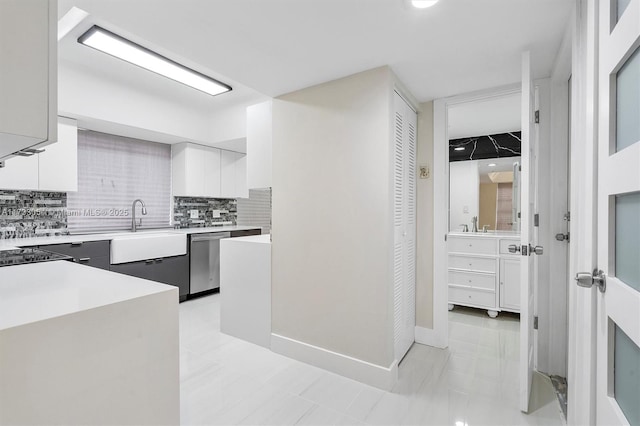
[153,255,189,298]
[220,150,237,198]
[39,117,78,192]
[235,154,248,198]
[110,260,157,282]
[0,0,56,158]
[203,147,221,198]
[246,101,272,189]
[0,154,39,190]
[500,258,520,311]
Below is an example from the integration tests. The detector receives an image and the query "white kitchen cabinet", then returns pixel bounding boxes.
[172,142,223,198]
[246,101,272,189]
[39,117,78,192]
[0,0,57,160]
[220,150,248,199]
[500,257,521,312]
[0,117,78,192]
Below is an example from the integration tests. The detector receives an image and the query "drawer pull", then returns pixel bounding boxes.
[71,242,83,247]
[145,260,154,264]
[78,257,90,262]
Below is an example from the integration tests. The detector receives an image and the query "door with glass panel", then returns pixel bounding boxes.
[594,0,640,424]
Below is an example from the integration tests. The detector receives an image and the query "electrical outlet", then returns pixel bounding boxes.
[211,210,221,218]
[419,164,430,179]
[190,209,199,219]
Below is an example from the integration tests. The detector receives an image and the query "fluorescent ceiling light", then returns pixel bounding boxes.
[78,26,231,97]
[454,147,465,151]
[411,0,439,9]
[488,163,497,167]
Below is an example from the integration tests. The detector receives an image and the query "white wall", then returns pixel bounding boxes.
[59,61,251,148]
[271,67,395,373]
[416,102,434,329]
[449,160,479,231]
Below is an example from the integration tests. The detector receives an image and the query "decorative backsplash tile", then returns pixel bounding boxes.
[0,190,69,239]
[173,197,237,228]
[237,189,271,234]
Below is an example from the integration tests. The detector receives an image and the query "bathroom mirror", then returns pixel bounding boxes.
[447,93,522,233]
[449,155,521,232]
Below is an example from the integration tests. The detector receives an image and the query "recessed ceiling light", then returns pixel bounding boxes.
[488,163,497,167]
[78,25,231,97]
[411,0,439,9]
[454,147,465,151]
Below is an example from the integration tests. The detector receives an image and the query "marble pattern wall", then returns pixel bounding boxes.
[0,190,69,239]
[173,197,237,228]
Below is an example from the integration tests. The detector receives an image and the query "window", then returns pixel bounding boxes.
[67,130,171,232]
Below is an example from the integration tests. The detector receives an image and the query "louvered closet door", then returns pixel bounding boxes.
[393,91,417,362]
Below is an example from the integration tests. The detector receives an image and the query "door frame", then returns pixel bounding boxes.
[432,83,521,349]
[567,0,599,424]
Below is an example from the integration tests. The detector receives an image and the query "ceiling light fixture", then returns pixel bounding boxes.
[411,0,439,9]
[78,25,231,97]
[454,147,465,151]
[488,163,497,167]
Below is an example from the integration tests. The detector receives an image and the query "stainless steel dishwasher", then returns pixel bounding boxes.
[189,232,230,295]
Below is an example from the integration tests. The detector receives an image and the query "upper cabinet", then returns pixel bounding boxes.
[246,101,272,189]
[0,117,78,192]
[0,0,57,160]
[172,142,247,199]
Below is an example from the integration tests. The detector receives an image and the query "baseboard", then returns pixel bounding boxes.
[270,333,398,390]
[415,326,448,349]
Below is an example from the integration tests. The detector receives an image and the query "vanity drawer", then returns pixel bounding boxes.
[499,239,520,255]
[449,286,496,308]
[449,255,496,273]
[448,236,497,255]
[449,270,496,290]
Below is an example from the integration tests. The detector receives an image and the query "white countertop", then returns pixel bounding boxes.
[0,225,263,251]
[222,234,271,244]
[448,231,520,239]
[0,260,177,331]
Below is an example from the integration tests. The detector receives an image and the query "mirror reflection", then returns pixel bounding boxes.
[447,93,522,233]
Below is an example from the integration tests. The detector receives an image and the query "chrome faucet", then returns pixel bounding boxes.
[131,199,147,232]
[471,216,478,233]
[460,224,469,232]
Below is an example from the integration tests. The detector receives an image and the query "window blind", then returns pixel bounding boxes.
[67,130,171,232]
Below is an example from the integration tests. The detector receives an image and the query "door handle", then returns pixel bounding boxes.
[530,245,543,255]
[575,269,606,293]
[508,244,520,253]
[555,233,570,242]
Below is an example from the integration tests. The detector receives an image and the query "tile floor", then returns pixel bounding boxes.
[180,296,565,425]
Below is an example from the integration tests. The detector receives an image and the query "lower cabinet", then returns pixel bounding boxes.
[111,255,189,301]
[38,240,110,271]
[229,229,262,238]
[500,258,521,311]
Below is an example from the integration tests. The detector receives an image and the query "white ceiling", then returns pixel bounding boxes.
[57,0,574,112]
[448,92,522,139]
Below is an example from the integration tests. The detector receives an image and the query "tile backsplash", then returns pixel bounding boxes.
[173,197,237,228]
[0,190,69,239]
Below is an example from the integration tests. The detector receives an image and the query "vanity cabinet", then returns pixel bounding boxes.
[448,235,499,317]
[448,234,521,317]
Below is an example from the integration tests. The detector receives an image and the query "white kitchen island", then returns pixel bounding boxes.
[0,261,179,425]
[220,234,271,348]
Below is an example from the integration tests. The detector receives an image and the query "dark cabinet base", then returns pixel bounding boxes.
[110,255,189,300]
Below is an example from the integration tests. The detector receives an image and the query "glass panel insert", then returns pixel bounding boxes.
[616,47,640,152]
[617,0,631,23]
[615,325,640,426]
[616,192,640,291]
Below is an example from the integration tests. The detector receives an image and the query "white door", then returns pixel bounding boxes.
[519,51,542,413]
[593,0,640,424]
[393,91,417,362]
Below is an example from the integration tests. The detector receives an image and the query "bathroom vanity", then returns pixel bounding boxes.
[447,232,520,317]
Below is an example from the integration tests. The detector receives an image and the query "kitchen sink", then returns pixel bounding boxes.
[110,232,187,264]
